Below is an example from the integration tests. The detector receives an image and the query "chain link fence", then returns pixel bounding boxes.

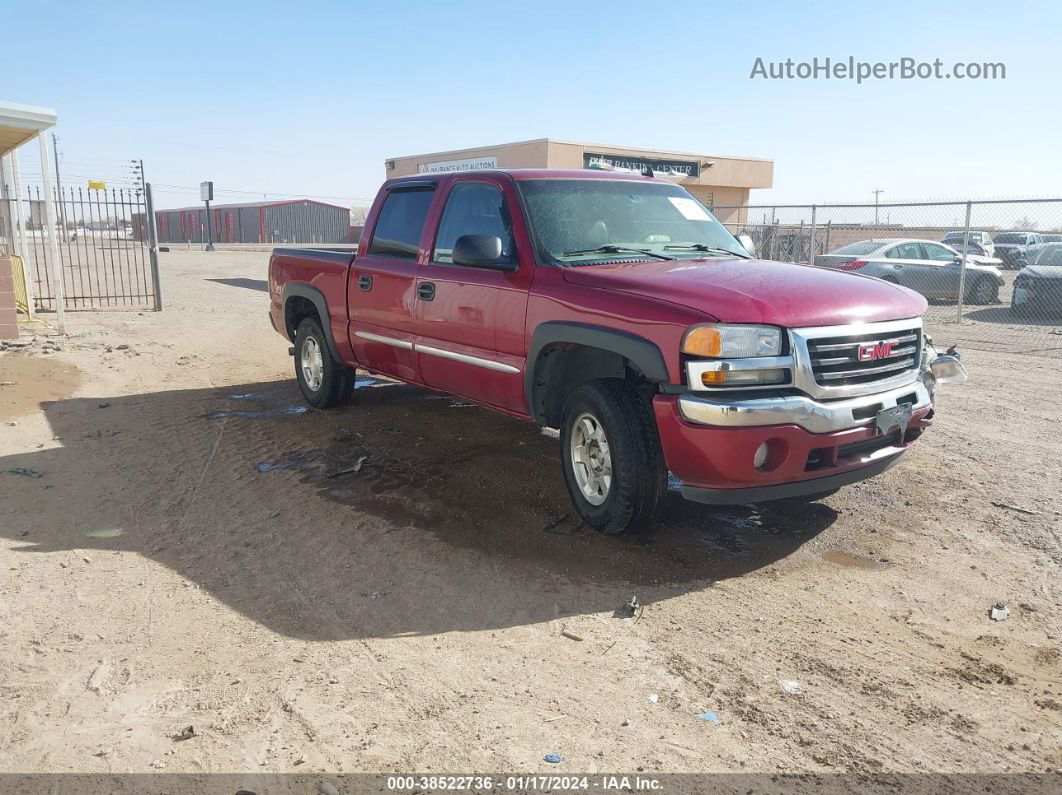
[713,199,1062,357]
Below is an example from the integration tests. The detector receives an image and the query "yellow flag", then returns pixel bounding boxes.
[88,180,106,190]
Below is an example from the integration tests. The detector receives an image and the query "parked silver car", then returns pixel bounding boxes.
[816,239,1003,304]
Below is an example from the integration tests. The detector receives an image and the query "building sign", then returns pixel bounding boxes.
[583,152,700,178]
[416,156,498,174]
[87,179,106,191]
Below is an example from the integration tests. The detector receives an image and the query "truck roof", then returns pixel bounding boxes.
[386,168,674,186]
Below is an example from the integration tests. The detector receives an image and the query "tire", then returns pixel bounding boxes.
[294,317,353,409]
[966,277,998,305]
[559,379,666,535]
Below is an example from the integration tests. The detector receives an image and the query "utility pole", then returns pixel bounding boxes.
[51,133,69,240]
[872,189,883,226]
[201,181,215,251]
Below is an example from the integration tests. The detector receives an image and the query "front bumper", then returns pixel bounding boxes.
[678,381,931,434]
[654,392,933,500]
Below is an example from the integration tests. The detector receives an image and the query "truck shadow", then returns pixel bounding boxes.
[2,376,837,640]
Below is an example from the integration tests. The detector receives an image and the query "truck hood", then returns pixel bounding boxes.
[561,257,927,327]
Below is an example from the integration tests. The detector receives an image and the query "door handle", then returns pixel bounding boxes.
[417,281,436,301]
[357,274,373,291]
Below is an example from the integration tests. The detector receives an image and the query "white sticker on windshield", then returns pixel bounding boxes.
[668,196,712,221]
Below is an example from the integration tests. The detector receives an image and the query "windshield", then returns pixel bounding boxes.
[518,179,747,264]
[995,233,1028,244]
[944,232,980,242]
[1031,245,1062,266]
[828,241,881,256]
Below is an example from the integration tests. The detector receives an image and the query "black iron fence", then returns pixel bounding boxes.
[0,185,160,311]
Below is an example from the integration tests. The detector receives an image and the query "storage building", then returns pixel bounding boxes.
[143,199,351,245]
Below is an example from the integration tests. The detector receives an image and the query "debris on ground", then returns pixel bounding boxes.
[780,679,803,695]
[991,501,1040,516]
[647,694,659,704]
[86,662,110,693]
[544,753,562,764]
[293,754,307,765]
[98,402,111,409]
[319,783,339,795]
[990,603,1011,621]
[173,725,196,741]
[560,630,584,642]
[618,595,640,618]
[697,711,722,725]
[7,467,43,479]
[329,455,368,477]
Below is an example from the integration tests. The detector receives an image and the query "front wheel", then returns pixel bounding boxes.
[294,317,353,408]
[559,379,666,535]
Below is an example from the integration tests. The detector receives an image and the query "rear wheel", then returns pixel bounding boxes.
[294,317,353,408]
[966,277,998,305]
[559,379,666,535]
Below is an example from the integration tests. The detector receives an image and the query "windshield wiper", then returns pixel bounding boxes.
[663,243,751,259]
[562,245,675,261]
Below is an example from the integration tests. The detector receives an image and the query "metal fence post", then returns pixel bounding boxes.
[824,220,831,256]
[145,183,163,311]
[956,201,972,323]
[809,205,817,267]
[769,206,778,261]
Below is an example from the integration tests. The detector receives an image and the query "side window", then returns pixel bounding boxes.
[923,243,956,261]
[888,242,922,259]
[432,182,515,265]
[368,187,435,260]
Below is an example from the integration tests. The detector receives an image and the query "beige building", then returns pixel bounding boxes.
[385,138,772,223]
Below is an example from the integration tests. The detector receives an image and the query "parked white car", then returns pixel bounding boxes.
[816,239,1004,304]
[942,230,995,258]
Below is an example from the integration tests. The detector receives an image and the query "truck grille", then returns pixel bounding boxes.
[807,327,921,387]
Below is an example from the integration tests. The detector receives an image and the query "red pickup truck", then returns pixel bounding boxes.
[268,169,965,534]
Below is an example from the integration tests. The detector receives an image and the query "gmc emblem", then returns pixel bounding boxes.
[857,339,899,362]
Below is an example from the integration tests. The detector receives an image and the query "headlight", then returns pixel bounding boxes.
[682,324,782,358]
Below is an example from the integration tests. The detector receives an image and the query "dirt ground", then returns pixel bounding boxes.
[1,251,1060,786]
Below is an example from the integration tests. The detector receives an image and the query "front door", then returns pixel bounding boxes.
[413,178,532,412]
[348,183,436,383]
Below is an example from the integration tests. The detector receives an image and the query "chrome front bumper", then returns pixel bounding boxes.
[677,380,932,434]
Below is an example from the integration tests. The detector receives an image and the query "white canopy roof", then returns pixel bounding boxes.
[0,100,57,157]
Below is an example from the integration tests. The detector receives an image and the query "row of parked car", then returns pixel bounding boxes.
[938,229,1062,269]
[815,234,1062,316]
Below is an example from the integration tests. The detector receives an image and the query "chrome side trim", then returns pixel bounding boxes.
[354,330,414,350]
[416,344,521,374]
[677,381,931,434]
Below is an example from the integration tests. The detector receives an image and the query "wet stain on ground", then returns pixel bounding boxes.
[821,549,888,570]
[234,379,840,585]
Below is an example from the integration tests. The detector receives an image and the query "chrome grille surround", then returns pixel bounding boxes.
[789,317,924,399]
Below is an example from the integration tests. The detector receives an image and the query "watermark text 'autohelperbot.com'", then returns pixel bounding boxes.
[750,56,1005,83]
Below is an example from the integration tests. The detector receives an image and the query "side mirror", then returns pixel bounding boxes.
[452,234,515,270]
[736,233,756,256]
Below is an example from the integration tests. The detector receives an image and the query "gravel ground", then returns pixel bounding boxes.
[0,251,1060,789]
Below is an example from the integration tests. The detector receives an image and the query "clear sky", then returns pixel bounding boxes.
[5,0,1060,210]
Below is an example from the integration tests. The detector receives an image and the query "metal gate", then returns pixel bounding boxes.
[5,185,160,311]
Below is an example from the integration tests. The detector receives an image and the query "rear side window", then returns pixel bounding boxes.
[368,187,435,260]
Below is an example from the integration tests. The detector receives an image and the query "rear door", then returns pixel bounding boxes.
[413,176,533,412]
[347,182,436,382]
[881,241,925,287]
